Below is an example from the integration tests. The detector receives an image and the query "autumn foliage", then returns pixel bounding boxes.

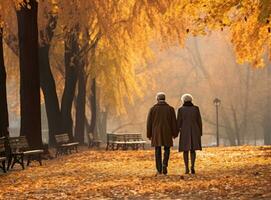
[0,0,271,117]
[0,146,270,199]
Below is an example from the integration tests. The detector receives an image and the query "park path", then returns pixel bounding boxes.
[0,146,270,199]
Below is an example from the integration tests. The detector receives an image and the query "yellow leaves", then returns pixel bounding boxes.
[13,0,32,10]
[0,146,270,199]
[4,0,271,69]
[229,7,269,67]
[93,33,147,114]
[258,0,271,23]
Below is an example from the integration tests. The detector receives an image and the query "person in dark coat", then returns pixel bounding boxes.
[177,94,202,174]
[147,92,178,175]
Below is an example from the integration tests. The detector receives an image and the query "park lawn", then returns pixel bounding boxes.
[0,146,270,199]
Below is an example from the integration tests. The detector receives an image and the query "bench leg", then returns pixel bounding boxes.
[26,154,42,166]
[7,156,12,171]
[61,148,66,155]
[62,147,68,155]
[38,154,42,166]
[12,154,24,170]
[20,155,25,170]
[109,143,114,151]
[106,143,109,151]
[11,156,16,169]
[27,156,31,166]
[1,160,6,173]
[55,147,61,157]
[11,155,24,169]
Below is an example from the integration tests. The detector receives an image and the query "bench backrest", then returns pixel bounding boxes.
[107,133,125,142]
[125,134,143,141]
[9,136,29,152]
[107,133,114,142]
[113,134,126,141]
[0,137,6,154]
[107,133,144,142]
[55,134,70,144]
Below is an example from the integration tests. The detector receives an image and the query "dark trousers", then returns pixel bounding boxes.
[183,150,196,170]
[155,146,170,173]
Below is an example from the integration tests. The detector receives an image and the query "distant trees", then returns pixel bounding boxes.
[1,0,271,147]
[263,64,271,145]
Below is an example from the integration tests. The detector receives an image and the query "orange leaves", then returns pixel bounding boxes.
[2,0,271,68]
[258,0,271,23]
[230,8,268,67]
[0,146,270,199]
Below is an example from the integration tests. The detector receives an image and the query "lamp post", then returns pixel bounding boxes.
[213,98,221,147]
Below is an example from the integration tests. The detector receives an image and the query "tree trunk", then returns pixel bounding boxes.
[95,87,107,141]
[61,28,79,139]
[96,111,107,142]
[231,105,241,146]
[263,103,271,145]
[221,107,236,146]
[241,66,250,144]
[39,45,62,145]
[17,0,42,148]
[3,15,60,146]
[86,83,106,141]
[263,64,271,145]
[0,28,9,137]
[89,79,97,134]
[74,63,86,144]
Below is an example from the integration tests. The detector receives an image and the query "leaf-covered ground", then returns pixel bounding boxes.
[0,146,270,199]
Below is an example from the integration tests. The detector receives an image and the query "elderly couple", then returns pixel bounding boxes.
[147,92,202,175]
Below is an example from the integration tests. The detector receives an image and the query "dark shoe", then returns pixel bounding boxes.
[162,166,168,175]
[185,169,189,174]
[191,168,195,174]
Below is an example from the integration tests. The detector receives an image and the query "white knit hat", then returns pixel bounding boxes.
[181,93,193,102]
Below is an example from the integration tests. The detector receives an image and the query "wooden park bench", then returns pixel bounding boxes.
[0,137,7,173]
[106,133,146,151]
[106,133,126,150]
[8,136,44,170]
[87,133,102,148]
[125,133,146,150]
[55,133,79,157]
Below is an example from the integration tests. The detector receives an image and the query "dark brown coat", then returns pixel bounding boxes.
[177,104,202,151]
[147,102,178,147]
